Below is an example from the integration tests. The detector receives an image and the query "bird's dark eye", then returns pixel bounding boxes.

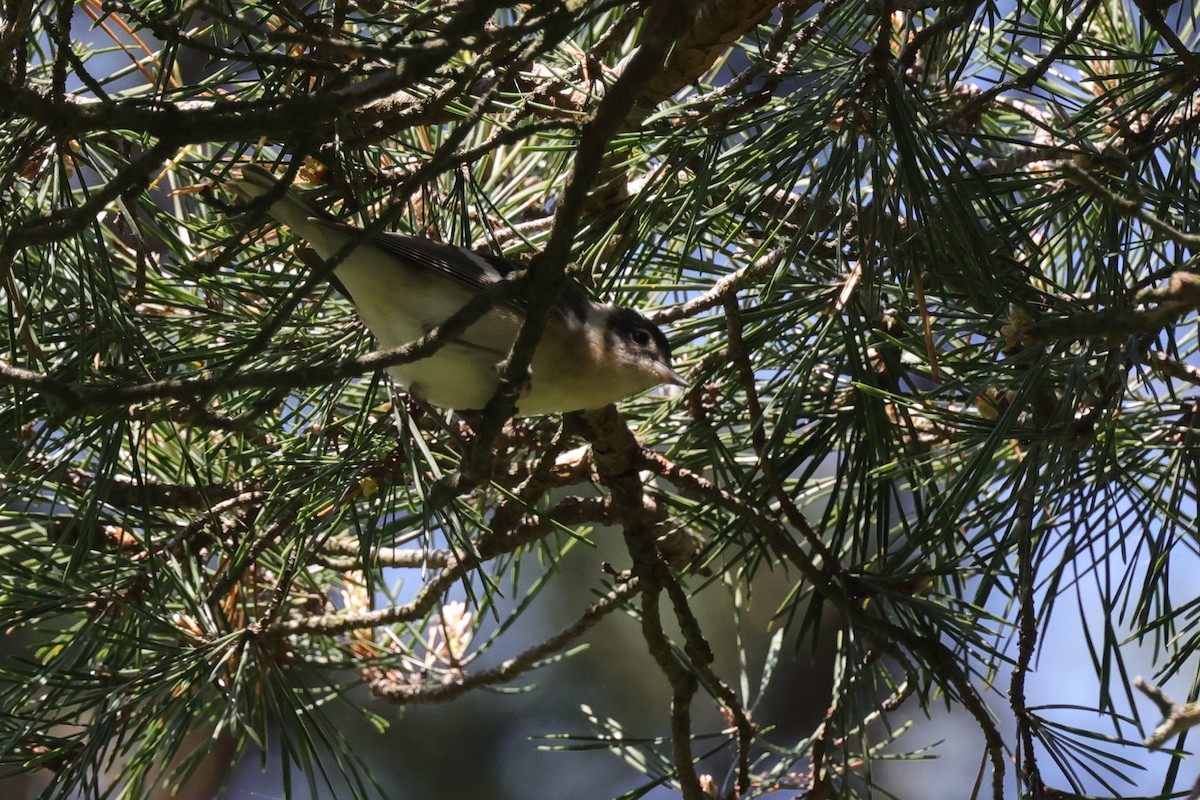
[631,328,652,347]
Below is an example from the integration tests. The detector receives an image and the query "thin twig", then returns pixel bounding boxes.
[577,402,703,799]
[660,574,756,796]
[654,244,786,324]
[1135,676,1200,748]
[1132,0,1200,71]
[1142,350,1200,387]
[641,450,1009,797]
[1029,272,1200,342]
[642,584,704,800]
[723,293,833,559]
[366,578,642,703]
[269,495,610,637]
[1060,161,1200,249]
[0,275,524,414]
[934,0,1106,129]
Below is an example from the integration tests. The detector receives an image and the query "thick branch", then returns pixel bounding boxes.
[450,0,696,488]
[0,1,508,141]
[634,0,795,105]
[1028,272,1200,342]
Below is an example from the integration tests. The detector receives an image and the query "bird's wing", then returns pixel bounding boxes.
[368,233,515,291]
[232,165,592,323]
[367,231,593,324]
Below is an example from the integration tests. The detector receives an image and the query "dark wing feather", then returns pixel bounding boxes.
[369,233,515,290]
[366,232,592,324]
[297,211,592,325]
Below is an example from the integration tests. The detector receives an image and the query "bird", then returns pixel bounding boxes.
[227,165,684,416]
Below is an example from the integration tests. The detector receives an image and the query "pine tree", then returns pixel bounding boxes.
[1,1,1198,798]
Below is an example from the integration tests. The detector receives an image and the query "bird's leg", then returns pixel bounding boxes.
[495,357,533,398]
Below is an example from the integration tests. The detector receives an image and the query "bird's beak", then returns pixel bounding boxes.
[655,363,688,387]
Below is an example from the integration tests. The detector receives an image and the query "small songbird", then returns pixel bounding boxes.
[228,165,684,415]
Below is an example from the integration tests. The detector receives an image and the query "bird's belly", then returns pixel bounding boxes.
[388,344,507,410]
[334,259,521,409]
[331,256,645,414]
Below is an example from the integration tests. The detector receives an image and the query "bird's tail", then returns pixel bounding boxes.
[227,164,353,256]
[226,164,332,233]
